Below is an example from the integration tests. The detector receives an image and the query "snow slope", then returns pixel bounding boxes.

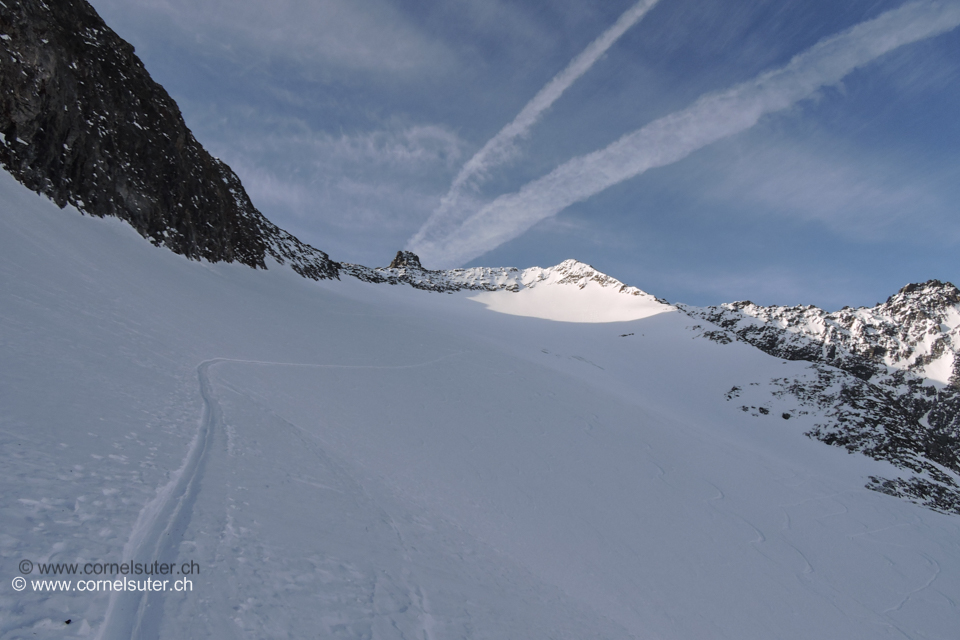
[3,170,960,639]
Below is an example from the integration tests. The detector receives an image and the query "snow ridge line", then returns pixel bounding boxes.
[97,353,463,639]
[189,354,465,372]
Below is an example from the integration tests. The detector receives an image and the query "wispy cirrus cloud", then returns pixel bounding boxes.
[409,0,661,250]
[410,0,960,268]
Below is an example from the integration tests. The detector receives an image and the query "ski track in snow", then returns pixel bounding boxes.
[97,354,461,640]
[884,554,941,615]
[95,361,219,640]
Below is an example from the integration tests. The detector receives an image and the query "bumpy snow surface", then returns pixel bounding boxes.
[2,171,960,639]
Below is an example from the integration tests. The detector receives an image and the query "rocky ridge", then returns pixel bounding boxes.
[342,251,668,303]
[681,280,960,386]
[682,283,960,514]
[0,0,337,279]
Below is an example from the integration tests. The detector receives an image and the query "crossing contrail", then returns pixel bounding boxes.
[411,0,960,268]
[409,0,661,252]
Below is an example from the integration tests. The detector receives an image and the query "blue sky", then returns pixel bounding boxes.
[87,0,960,308]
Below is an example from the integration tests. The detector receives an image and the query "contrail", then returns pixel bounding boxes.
[409,0,661,250]
[413,0,960,268]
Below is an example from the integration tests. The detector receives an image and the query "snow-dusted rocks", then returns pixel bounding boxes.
[682,284,960,515]
[682,280,960,386]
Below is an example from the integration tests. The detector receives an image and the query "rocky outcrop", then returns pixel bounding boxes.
[685,283,960,515]
[0,0,337,279]
[387,251,424,270]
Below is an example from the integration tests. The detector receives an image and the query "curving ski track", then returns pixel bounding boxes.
[96,360,221,640]
[97,354,460,640]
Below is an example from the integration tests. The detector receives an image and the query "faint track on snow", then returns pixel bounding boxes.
[98,353,461,640]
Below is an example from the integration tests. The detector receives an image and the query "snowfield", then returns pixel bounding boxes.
[2,170,959,639]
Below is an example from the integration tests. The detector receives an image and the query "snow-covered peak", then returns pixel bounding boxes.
[466,260,672,323]
[340,254,671,322]
[512,259,651,295]
[881,279,960,321]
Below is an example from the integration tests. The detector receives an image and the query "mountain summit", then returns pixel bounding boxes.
[388,250,426,270]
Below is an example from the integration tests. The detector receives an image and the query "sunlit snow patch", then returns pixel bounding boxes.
[467,260,672,323]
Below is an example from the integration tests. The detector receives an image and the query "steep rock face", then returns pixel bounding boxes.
[683,282,960,515]
[0,0,337,279]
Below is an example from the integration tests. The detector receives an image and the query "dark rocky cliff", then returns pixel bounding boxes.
[0,0,338,279]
